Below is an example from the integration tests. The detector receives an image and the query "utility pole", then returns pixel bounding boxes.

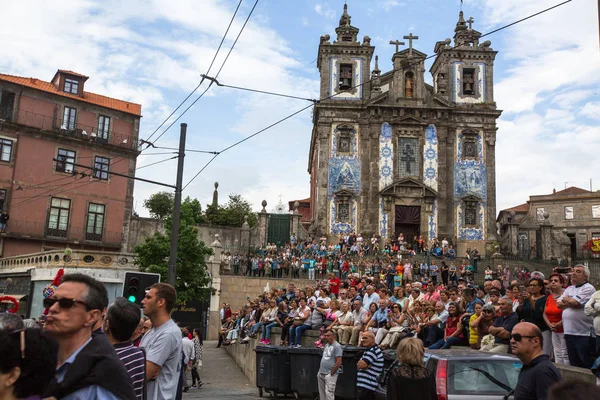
[168,123,187,286]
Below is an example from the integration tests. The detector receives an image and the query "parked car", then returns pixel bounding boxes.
[377,349,522,400]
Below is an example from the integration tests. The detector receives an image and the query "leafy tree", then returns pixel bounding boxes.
[143,191,174,220]
[205,194,257,227]
[134,199,212,302]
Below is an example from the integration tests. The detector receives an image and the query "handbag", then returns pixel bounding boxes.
[293,317,303,326]
[479,334,495,351]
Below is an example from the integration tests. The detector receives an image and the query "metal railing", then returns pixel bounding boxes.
[0,108,137,151]
[5,219,122,246]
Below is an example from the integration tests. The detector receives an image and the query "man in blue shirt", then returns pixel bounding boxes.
[44,273,135,400]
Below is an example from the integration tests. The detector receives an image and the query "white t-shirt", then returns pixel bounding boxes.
[141,319,183,400]
[559,283,596,336]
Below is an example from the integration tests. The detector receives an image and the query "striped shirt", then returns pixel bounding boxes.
[114,342,146,400]
[356,345,384,391]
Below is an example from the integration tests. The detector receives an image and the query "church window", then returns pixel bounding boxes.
[339,63,353,91]
[337,126,353,155]
[397,137,420,178]
[462,133,478,159]
[462,67,476,96]
[405,71,414,98]
[464,201,478,227]
[338,202,350,222]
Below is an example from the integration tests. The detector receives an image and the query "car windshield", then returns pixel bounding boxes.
[448,359,522,395]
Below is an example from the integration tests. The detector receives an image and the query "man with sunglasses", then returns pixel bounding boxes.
[43,273,136,400]
[511,322,561,400]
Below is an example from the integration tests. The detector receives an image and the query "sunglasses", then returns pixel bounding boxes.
[43,297,91,310]
[510,333,536,342]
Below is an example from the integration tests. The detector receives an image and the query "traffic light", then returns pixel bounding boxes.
[122,272,161,305]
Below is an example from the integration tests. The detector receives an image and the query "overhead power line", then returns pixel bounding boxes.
[180,0,573,190]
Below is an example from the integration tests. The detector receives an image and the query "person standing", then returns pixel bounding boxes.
[140,283,183,400]
[387,337,436,400]
[43,273,136,400]
[356,331,384,400]
[103,297,147,400]
[317,330,342,400]
[181,330,194,393]
[557,265,596,368]
[544,273,569,364]
[0,210,9,233]
[518,278,551,356]
[510,322,561,400]
[190,328,203,388]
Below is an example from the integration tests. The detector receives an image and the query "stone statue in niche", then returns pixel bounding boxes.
[405,72,414,98]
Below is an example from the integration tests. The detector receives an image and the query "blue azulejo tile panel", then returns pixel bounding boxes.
[423,124,438,191]
[454,162,487,200]
[327,158,361,197]
[379,197,388,238]
[330,199,358,234]
[379,122,393,190]
[428,199,438,241]
[331,124,359,158]
[456,201,485,241]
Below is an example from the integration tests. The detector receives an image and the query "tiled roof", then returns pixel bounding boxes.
[552,186,590,196]
[0,72,141,116]
[56,70,89,80]
[502,203,529,213]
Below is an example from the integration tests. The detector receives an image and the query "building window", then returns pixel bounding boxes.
[536,207,546,221]
[47,197,70,237]
[339,63,353,91]
[56,149,76,173]
[98,115,110,140]
[62,107,77,130]
[464,201,478,226]
[338,202,350,222]
[564,206,574,220]
[93,156,110,180]
[592,205,600,219]
[0,189,6,211]
[336,126,353,155]
[463,133,478,159]
[398,137,420,178]
[86,203,105,241]
[64,78,79,94]
[0,139,12,162]
[462,67,476,96]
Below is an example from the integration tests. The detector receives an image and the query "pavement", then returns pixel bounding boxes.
[183,340,263,400]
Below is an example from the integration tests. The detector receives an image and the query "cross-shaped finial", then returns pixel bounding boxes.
[467,17,474,30]
[389,39,405,53]
[403,33,419,57]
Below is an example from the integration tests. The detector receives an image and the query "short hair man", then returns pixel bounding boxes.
[348,300,368,346]
[511,322,561,400]
[483,297,518,353]
[356,331,384,400]
[44,273,135,400]
[317,330,342,400]
[557,264,596,368]
[140,283,183,400]
[103,297,147,400]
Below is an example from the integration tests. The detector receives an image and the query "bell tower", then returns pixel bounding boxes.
[430,12,497,105]
[316,4,374,101]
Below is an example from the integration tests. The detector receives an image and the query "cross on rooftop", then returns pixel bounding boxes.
[389,39,405,53]
[467,17,475,30]
[403,33,419,57]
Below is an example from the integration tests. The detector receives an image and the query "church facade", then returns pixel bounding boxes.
[308,5,502,255]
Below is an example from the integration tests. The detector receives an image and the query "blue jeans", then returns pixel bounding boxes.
[290,324,311,346]
[262,322,280,340]
[565,334,596,369]
[429,336,463,349]
[249,322,265,336]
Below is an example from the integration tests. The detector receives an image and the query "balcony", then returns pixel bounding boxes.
[0,248,135,271]
[0,108,138,152]
[4,220,123,248]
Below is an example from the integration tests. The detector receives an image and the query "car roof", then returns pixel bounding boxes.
[425,349,520,362]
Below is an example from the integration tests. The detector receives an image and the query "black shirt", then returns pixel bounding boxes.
[514,354,561,400]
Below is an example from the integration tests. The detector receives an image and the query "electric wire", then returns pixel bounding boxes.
[136,156,179,170]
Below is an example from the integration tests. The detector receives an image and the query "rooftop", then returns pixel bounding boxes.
[0,72,141,117]
[502,203,529,213]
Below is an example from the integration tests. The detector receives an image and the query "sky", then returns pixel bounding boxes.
[1,0,598,216]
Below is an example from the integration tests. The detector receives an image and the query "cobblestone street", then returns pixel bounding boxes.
[183,341,262,400]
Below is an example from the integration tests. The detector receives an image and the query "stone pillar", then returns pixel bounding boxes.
[291,201,301,238]
[208,234,223,340]
[258,200,269,246]
[508,223,519,255]
[240,216,250,250]
[540,222,554,261]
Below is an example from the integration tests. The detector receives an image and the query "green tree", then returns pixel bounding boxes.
[205,194,257,227]
[134,199,212,302]
[143,191,174,220]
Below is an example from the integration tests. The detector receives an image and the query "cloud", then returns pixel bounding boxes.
[580,102,600,120]
[315,3,336,20]
[301,17,310,26]
[377,1,405,11]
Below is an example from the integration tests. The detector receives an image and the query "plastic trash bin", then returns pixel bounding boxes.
[254,345,292,398]
[382,349,397,370]
[288,346,323,399]
[335,346,364,399]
